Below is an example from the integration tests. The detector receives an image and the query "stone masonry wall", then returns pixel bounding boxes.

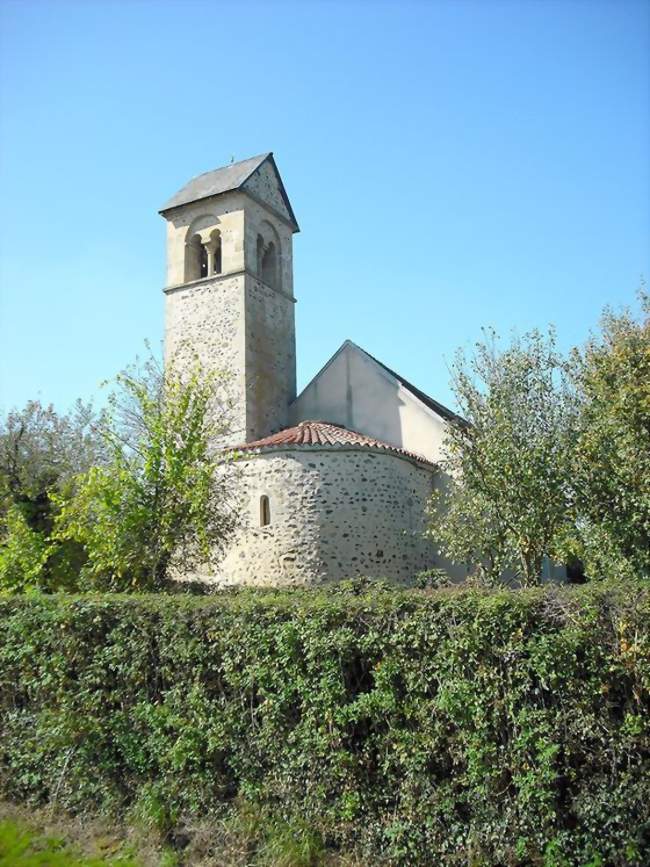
[243,159,293,224]
[165,275,246,444]
[213,447,437,586]
[163,189,297,446]
[244,274,296,442]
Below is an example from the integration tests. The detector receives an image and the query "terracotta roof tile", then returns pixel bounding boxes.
[234,420,434,465]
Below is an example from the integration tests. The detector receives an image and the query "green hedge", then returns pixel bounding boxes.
[1,583,649,865]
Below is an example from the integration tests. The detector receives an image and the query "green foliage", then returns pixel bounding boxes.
[0,400,104,592]
[53,353,237,591]
[0,505,49,594]
[1,584,648,865]
[255,816,326,867]
[565,292,650,579]
[429,328,576,586]
[0,817,138,866]
[431,297,650,586]
[0,400,103,528]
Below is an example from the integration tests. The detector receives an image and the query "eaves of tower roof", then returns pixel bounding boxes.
[159,153,268,213]
[159,152,299,231]
[233,420,435,467]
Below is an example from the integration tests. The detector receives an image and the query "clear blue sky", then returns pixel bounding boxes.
[1,0,648,414]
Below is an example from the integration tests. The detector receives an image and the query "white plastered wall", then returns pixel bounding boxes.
[290,341,450,464]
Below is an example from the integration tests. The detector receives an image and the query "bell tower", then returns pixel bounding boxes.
[159,153,299,445]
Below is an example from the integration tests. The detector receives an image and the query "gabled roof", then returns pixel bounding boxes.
[159,152,299,229]
[354,343,465,425]
[234,420,434,466]
[295,339,464,426]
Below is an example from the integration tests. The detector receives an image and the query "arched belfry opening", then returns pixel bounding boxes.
[262,241,277,288]
[183,216,223,283]
[256,225,281,291]
[185,234,207,282]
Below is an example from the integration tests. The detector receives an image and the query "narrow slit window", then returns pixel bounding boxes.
[185,234,204,282]
[260,495,271,527]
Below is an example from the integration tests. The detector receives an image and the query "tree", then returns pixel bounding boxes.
[565,293,650,579]
[0,400,104,591]
[429,328,576,586]
[0,400,104,527]
[53,353,238,591]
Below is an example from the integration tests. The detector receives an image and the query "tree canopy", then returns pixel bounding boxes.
[429,293,649,585]
[53,354,238,591]
[1,352,238,593]
[428,327,576,586]
[564,293,650,578]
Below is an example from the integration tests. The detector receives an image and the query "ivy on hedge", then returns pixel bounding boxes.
[1,583,649,865]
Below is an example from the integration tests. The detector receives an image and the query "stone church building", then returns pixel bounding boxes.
[160,153,465,586]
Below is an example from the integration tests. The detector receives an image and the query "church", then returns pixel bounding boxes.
[159,153,464,586]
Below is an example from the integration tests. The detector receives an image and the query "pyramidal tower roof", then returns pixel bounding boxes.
[159,152,299,229]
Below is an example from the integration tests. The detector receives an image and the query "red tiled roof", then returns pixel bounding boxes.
[234,420,434,465]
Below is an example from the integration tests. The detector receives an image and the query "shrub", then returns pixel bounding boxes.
[0,504,49,593]
[1,583,648,865]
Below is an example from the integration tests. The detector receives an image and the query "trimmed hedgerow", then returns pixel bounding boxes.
[1,583,649,865]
